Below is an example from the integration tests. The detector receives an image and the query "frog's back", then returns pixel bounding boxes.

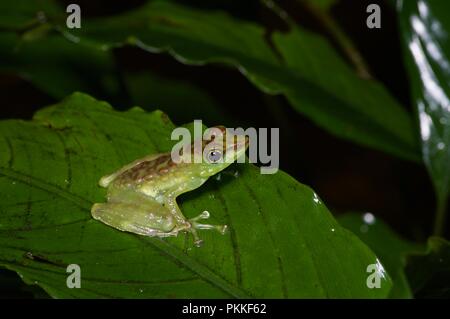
[99,153,177,188]
[116,154,177,186]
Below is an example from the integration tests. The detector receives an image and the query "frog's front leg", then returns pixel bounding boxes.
[163,195,228,247]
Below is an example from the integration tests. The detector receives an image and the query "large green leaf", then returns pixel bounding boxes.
[398,0,450,235]
[0,92,392,298]
[124,71,232,126]
[0,32,119,100]
[0,0,419,161]
[338,213,423,298]
[55,0,418,161]
[272,29,417,161]
[405,237,450,298]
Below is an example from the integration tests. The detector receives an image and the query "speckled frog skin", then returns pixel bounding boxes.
[91,126,248,246]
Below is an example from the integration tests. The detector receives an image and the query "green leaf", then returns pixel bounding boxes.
[124,71,233,126]
[62,1,419,162]
[338,213,423,298]
[405,237,450,298]
[272,29,418,161]
[397,0,450,235]
[0,92,392,298]
[0,0,120,100]
[0,32,120,99]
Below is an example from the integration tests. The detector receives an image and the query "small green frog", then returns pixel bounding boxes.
[91,127,248,246]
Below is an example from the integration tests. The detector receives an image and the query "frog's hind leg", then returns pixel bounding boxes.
[164,195,228,247]
[91,200,182,237]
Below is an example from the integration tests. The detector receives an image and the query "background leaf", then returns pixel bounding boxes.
[338,213,423,298]
[272,29,418,161]
[405,237,450,298]
[58,0,420,162]
[398,0,450,235]
[0,92,392,298]
[0,32,120,100]
[124,71,232,126]
[0,1,122,100]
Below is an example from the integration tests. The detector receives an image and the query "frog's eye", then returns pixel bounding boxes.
[207,150,222,164]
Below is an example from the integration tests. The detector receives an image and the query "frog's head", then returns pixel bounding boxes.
[196,126,249,177]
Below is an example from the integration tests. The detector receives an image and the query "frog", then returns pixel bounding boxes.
[91,126,248,247]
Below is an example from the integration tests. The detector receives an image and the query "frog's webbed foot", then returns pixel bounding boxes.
[190,211,228,233]
[188,211,228,247]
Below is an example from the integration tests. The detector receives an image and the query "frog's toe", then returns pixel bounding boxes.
[186,211,228,246]
[190,211,210,222]
[186,227,203,247]
[191,222,228,235]
[218,224,228,234]
[194,238,204,247]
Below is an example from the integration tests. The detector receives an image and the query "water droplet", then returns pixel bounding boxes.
[363,212,376,225]
[437,142,445,150]
[36,11,47,23]
[200,211,210,219]
[139,289,144,293]
[360,225,369,233]
[313,193,321,204]
[375,258,387,280]
[331,228,335,232]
